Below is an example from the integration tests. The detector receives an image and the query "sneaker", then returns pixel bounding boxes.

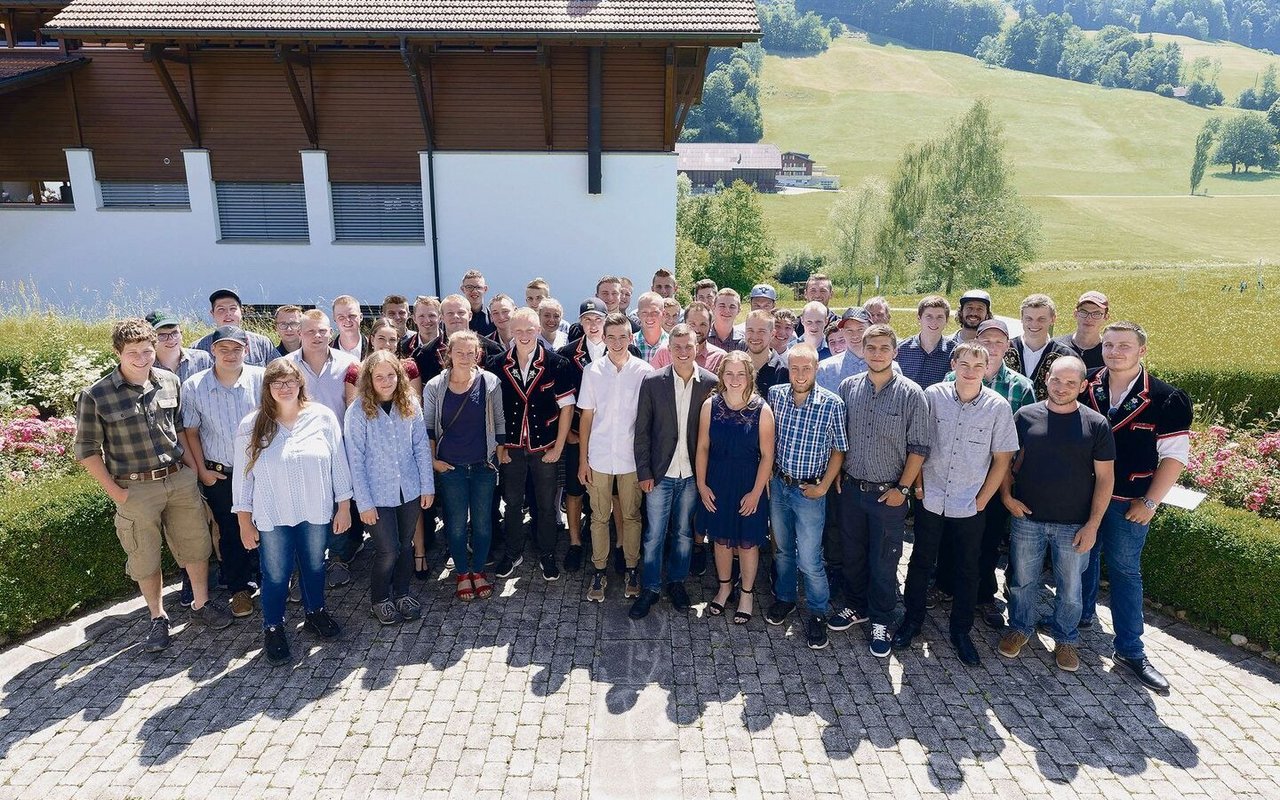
[288,573,302,603]
[998,631,1030,659]
[143,617,170,653]
[869,623,892,658]
[587,570,607,602]
[325,560,352,589]
[371,600,401,625]
[666,582,691,612]
[178,578,194,609]
[690,545,708,577]
[190,600,234,630]
[924,587,942,610]
[623,568,641,598]
[765,600,796,626]
[628,589,661,620]
[395,595,423,621]
[978,603,1005,628]
[229,590,255,618]
[827,606,867,632]
[563,545,584,572]
[806,616,830,650]
[496,555,523,579]
[263,625,291,666]
[1055,642,1080,672]
[303,609,342,639]
[540,554,560,582]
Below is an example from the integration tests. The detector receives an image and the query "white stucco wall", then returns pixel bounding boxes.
[0,148,677,317]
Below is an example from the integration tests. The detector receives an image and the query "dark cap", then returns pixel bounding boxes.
[209,325,249,347]
[839,306,871,327]
[578,297,608,319]
[975,319,1009,338]
[208,288,242,307]
[959,289,992,307]
[145,310,181,329]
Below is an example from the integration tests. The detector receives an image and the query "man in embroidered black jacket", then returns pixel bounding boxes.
[488,307,577,582]
[1079,320,1193,693]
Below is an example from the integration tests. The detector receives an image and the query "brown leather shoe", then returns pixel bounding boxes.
[229,590,255,618]
[1055,642,1080,672]
[998,631,1029,659]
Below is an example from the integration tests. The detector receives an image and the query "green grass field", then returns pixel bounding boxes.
[759,35,1280,264]
[1148,32,1280,100]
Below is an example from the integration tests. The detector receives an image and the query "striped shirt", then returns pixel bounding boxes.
[74,367,185,475]
[288,348,359,423]
[194,329,278,367]
[768,383,848,480]
[839,372,931,484]
[157,347,213,383]
[232,403,353,531]
[343,400,436,512]
[180,365,265,467]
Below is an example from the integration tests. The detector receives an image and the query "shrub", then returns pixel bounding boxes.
[0,406,78,487]
[1154,367,1280,424]
[1144,502,1280,649]
[1185,419,1280,517]
[0,471,162,642]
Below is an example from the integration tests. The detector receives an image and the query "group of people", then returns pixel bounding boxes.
[73,269,1191,693]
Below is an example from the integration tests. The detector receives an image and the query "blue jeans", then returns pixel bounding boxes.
[437,463,497,575]
[1081,499,1150,659]
[1008,517,1089,645]
[769,478,830,616]
[641,476,697,592]
[259,521,330,629]
[839,486,908,626]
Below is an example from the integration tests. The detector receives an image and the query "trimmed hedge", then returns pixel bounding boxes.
[1155,367,1280,424]
[1144,501,1280,650]
[0,472,142,642]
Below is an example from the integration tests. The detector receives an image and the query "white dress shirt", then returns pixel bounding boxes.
[577,354,653,474]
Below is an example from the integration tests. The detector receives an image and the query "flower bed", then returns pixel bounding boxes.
[0,405,78,487]
[1185,418,1280,518]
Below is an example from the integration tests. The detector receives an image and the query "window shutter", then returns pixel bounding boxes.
[331,183,425,243]
[215,182,309,242]
[100,182,190,208]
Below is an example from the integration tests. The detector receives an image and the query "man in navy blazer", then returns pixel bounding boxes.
[630,323,718,619]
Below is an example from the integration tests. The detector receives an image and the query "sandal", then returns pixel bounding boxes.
[471,572,493,600]
[455,573,475,602]
[708,578,732,616]
[733,587,754,625]
[414,554,430,580]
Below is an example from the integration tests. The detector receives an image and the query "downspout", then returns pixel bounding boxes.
[401,36,443,297]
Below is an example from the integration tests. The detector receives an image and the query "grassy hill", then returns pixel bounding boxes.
[759,34,1280,264]
[1147,32,1280,100]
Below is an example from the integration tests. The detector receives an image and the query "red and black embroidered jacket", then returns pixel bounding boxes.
[486,343,576,452]
[1083,367,1193,500]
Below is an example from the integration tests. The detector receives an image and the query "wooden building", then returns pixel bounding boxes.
[781,151,813,176]
[675,142,781,192]
[0,1,758,307]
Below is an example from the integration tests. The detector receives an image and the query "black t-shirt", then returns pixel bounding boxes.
[1012,402,1115,524]
[1052,334,1104,371]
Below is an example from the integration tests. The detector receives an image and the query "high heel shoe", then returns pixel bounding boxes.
[733,587,754,625]
[707,578,732,616]
[414,554,429,580]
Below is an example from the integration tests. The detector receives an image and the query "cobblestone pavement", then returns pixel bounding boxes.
[1,537,1277,800]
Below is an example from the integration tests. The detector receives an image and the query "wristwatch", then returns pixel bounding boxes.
[896,484,912,497]
[1140,497,1158,511]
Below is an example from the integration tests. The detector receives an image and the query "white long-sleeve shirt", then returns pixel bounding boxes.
[232,403,353,531]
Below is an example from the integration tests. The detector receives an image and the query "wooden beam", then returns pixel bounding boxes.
[587,46,601,194]
[537,45,553,149]
[4,10,16,49]
[663,46,676,150]
[400,42,436,148]
[673,47,708,139]
[278,46,318,148]
[64,73,83,148]
[146,43,200,146]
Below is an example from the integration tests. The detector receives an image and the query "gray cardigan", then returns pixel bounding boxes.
[422,368,504,468]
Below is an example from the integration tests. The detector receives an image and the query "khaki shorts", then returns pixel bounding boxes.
[113,466,212,581]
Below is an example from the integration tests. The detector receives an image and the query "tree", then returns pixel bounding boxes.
[1269,99,1280,143]
[676,180,775,298]
[1212,113,1280,173]
[1189,116,1221,194]
[915,188,1039,294]
[823,177,888,296]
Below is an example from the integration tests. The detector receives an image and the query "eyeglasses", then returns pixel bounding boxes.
[269,380,301,389]
[276,321,301,330]
[156,330,181,341]
[462,284,486,292]
[1075,310,1106,320]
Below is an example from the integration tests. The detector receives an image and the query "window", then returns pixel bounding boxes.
[215,182,308,242]
[100,182,189,208]
[0,180,73,206]
[331,183,425,243]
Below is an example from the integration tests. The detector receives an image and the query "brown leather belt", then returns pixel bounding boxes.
[773,467,821,487]
[116,463,183,482]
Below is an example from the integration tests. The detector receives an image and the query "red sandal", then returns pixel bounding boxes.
[455,573,475,602]
[471,572,493,600]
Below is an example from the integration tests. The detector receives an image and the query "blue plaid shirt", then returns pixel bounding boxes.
[768,384,849,480]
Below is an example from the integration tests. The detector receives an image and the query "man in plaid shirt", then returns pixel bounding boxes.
[75,318,233,655]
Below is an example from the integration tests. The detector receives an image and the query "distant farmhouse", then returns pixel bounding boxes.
[677,143,839,193]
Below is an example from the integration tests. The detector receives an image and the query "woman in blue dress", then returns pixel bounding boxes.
[696,351,775,624]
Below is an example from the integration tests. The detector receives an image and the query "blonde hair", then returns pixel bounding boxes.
[357,351,416,420]
[714,350,759,407]
[445,330,483,369]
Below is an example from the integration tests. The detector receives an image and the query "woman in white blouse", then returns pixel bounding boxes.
[233,358,353,666]
[345,351,435,626]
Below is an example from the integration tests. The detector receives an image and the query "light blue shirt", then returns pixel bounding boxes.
[288,347,359,424]
[232,403,353,531]
[816,350,899,394]
[180,365,265,466]
[194,330,277,367]
[343,399,436,512]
